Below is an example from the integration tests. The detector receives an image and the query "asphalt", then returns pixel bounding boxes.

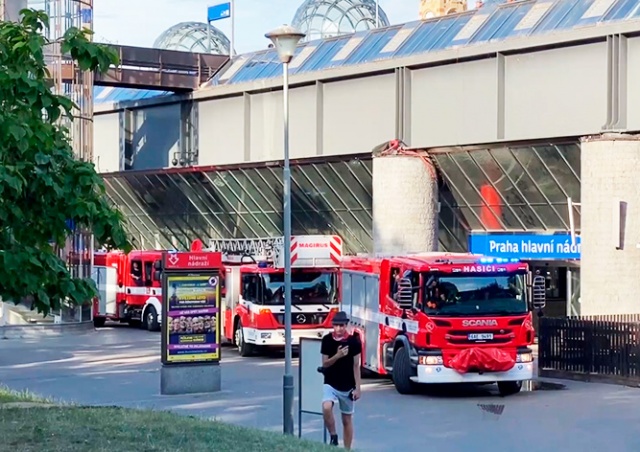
[1,326,640,451]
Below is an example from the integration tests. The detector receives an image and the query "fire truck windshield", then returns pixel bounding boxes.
[262,271,336,305]
[421,273,527,316]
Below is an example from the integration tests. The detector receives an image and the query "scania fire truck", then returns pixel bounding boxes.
[340,252,546,396]
[205,235,343,356]
[91,250,164,331]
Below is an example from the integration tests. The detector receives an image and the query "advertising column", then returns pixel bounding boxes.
[160,251,223,395]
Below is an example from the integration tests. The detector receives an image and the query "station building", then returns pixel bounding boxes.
[92,0,640,316]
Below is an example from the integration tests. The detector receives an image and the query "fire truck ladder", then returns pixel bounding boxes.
[208,237,284,264]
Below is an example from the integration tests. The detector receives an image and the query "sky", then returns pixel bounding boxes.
[93,0,478,54]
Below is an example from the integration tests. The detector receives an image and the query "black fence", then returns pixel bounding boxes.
[538,315,640,385]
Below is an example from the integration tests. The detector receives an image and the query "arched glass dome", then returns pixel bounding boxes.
[292,0,391,42]
[153,22,230,54]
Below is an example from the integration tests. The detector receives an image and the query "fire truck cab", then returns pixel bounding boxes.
[340,252,546,396]
[206,235,343,356]
[92,250,164,331]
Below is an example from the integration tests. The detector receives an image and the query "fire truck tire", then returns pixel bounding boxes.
[497,381,522,396]
[392,346,416,395]
[145,306,160,332]
[235,321,254,357]
[93,317,106,328]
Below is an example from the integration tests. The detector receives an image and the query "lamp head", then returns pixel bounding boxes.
[265,24,306,64]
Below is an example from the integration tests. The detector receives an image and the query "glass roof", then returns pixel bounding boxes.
[101,156,472,254]
[208,0,640,87]
[102,158,375,254]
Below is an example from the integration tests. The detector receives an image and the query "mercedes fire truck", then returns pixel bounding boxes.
[340,252,546,396]
[205,235,343,356]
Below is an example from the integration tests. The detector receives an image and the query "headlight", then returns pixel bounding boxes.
[419,355,443,365]
[516,352,533,363]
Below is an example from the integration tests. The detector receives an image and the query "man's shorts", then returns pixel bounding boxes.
[322,384,354,415]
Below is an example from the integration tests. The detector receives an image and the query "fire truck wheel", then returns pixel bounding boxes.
[497,381,522,397]
[235,321,254,357]
[93,317,106,328]
[392,346,417,395]
[145,306,160,332]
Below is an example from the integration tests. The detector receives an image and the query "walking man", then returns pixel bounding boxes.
[320,311,362,449]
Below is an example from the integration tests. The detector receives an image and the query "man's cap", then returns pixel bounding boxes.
[332,311,349,325]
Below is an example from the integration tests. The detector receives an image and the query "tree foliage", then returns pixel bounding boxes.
[0,9,132,316]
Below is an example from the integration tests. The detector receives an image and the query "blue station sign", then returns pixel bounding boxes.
[468,233,581,261]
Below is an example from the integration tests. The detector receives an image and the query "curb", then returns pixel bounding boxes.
[0,322,94,340]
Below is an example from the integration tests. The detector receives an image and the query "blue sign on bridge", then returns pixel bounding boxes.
[468,233,581,261]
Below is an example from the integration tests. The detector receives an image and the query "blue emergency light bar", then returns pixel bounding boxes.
[478,257,520,264]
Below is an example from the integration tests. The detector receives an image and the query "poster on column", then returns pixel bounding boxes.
[164,274,220,364]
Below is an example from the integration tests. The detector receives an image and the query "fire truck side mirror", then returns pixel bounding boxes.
[153,260,162,271]
[396,278,414,310]
[532,275,546,310]
[153,271,162,282]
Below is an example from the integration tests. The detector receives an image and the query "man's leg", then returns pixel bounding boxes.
[337,392,355,450]
[341,413,354,450]
[322,385,339,445]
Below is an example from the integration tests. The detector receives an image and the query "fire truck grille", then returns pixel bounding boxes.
[275,313,328,326]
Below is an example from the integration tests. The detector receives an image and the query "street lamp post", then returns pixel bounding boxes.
[265,24,306,437]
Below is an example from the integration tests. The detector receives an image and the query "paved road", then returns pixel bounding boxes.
[1,327,640,451]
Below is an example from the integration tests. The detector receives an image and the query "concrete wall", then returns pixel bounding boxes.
[93,113,120,173]
[580,134,640,315]
[2,0,27,22]
[372,153,438,255]
[196,74,397,166]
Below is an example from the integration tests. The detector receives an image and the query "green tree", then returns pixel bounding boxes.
[0,9,132,316]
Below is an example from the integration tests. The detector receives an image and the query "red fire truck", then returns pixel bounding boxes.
[91,250,164,331]
[204,235,343,356]
[340,253,546,396]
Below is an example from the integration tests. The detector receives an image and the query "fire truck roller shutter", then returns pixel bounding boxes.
[142,297,162,332]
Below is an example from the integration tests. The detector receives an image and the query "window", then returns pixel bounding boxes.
[152,260,162,281]
[144,261,153,286]
[262,271,336,305]
[390,267,401,297]
[130,260,143,286]
[242,274,258,302]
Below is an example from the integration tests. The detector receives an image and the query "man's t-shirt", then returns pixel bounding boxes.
[320,332,362,392]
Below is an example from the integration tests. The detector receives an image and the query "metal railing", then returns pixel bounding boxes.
[539,316,640,385]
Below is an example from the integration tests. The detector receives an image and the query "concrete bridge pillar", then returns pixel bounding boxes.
[372,148,439,255]
[580,133,640,314]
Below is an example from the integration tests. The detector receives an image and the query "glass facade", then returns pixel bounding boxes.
[433,142,582,251]
[103,142,581,256]
[102,156,374,255]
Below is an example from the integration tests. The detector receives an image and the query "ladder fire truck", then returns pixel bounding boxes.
[205,235,343,356]
[340,252,546,396]
[91,250,164,331]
